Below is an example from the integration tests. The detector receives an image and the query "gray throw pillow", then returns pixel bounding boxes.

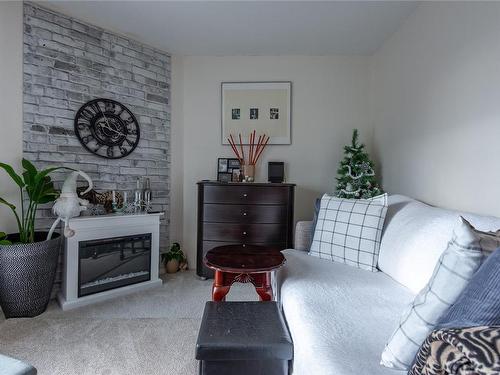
[437,247,500,329]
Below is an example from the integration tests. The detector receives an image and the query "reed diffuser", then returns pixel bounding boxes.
[227,130,270,182]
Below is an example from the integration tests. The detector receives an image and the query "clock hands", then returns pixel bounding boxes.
[95,103,126,138]
[97,120,126,137]
[94,102,131,140]
[96,102,112,128]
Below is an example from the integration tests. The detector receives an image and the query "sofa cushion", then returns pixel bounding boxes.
[381,216,498,370]
[437,247,500,329]
[310,193,388,271]
[277,249,413,375]
[378,195,500,293]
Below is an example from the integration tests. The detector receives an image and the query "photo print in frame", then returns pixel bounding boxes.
[217,158,242,182]
[221,81,291,145]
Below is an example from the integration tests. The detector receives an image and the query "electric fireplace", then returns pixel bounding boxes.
[78,233,152,297]
[58,213,162,310]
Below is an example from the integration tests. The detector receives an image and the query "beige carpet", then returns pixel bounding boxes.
[0,271,256,375]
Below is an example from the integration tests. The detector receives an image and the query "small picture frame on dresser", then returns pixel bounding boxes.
[231,169,241,182]
[228,159,240,169]
[217,172,232,183]
[217,158,241,182]
[218,158,228,173]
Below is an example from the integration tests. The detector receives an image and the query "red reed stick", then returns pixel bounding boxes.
[239,134,245,164]
[229,134,237,150]
[249,130,255,164]
[253,135,269,164]
[253,130,256,162]
[228,136,242,164]
[228,140,239,161]
[230,134,242,161]
[256,135,268,163]
[248,136,252,165]
[253,135,263,164]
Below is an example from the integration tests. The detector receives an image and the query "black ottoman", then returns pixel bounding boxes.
[195,301,293,375]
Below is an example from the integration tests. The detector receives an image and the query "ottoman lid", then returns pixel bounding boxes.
[196,301,293,361]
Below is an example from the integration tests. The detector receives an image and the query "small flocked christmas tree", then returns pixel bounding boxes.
[335,129,383,199]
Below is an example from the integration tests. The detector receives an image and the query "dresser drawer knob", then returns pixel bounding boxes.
[243,231,247,235]
[242,244,246,247]
[243,193,248,197]
[243,212,247,216]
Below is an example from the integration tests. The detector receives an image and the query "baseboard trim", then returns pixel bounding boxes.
[57,279,163,311]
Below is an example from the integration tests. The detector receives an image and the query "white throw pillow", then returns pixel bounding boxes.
[309,193,388,271]
[380,217,500,370]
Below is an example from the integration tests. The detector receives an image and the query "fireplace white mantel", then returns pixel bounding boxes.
[57,212,163,310]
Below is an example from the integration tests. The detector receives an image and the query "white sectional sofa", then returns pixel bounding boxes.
[277,195,500,375]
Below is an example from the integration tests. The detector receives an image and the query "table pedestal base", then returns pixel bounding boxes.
[212,270,272,302]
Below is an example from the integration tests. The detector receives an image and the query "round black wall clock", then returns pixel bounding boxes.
[74,98,140,159]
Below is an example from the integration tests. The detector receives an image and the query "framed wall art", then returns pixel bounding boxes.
[221,81,292,145]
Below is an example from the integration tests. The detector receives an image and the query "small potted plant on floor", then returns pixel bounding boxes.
[161,242,186,273]
[0,159,66,318]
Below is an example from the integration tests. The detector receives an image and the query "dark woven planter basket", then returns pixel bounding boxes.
[0,232,61,318]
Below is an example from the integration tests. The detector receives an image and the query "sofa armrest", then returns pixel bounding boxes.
[294,221,313,252]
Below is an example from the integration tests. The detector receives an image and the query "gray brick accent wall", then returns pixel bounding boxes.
[22,3,171,294]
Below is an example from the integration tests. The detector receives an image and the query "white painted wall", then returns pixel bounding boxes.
[172,55,370,265]
[169,56,184,246]
[0,2,23,233]
[370,2,500,217]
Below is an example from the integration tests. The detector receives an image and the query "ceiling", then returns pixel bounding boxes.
[39,1,419,56]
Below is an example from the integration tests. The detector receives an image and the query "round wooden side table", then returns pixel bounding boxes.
[204,245,286,302]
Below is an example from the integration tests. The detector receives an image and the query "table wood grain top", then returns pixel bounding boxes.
[204,245,286,273]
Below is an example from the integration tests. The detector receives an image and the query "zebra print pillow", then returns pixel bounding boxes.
[409,326,500,375]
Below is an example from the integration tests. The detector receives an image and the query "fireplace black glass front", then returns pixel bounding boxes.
[78,233,152,297]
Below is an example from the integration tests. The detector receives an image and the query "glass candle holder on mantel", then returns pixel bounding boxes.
[132,177,153,213]
[122,191,136,214]
[112,190,127,214]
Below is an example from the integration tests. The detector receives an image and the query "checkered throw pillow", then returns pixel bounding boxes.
[380,217,500,370]
[309,193,388,271]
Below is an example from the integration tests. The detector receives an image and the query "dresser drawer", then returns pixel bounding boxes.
[202,223,286,243]
[203,185,289,205]
[201,241,287,254]
[203,204,287,224]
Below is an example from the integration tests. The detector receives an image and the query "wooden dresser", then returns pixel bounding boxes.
[197,181,295,278]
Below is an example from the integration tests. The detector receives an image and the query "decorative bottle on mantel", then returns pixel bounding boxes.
[134,177,143,212]
[143,178,152,212]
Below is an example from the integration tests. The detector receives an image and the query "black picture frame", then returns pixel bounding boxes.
[217,158,241,182]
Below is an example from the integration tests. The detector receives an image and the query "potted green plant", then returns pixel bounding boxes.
[0,159,66,318]
[161,242,186,274]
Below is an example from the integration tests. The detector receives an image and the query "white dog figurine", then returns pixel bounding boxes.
[47,170,93,240]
